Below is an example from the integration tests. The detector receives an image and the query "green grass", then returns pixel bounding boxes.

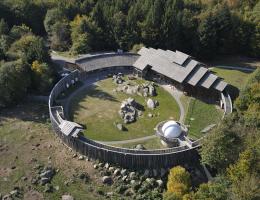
[69,78,180,141]
[185,98,223,139]
[0,103,112,200]
[114,137,164,149]
[211,67,252,90]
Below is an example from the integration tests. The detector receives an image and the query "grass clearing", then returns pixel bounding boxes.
[69,78,180,141]
[0,103,112,200]
[211,67,252,90]
[114,137,164,149]
[185,98,223,139]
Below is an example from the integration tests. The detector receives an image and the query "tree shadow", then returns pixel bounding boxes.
[68,85,119,120]
[0,102,49,125]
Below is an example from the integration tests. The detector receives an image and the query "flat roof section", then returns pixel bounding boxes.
[199,73,218,89]
[187,67,208,86]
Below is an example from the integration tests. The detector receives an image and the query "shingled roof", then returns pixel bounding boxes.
[133,47,227,92]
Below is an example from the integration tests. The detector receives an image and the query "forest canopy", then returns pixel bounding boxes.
[0,0,259,58]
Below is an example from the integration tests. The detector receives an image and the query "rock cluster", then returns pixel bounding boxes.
[112,73,124,84]
[92,161,167,199]
[115,82,156,97]
[118,98,142,124]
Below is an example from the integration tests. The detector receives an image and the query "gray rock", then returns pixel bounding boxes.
[121,169,127,176]
[93,164,98,169]
[78,155,84,160]
[106,192,114,196]
[122,175,127,181]
[130,180,136,185]
[116,123,125,131]
[72,154,77,158]
[148,113,153,118]
[10,190,18,196]
[144,169,150,177]
[102,176,112,184]
[108,167,114,172]
[40,177,49,185]
[62,195,74,200]
[135,144,146,150]
[104,163,109,169]
[129,172,136,180]
[113,169,120,176]
[2,194,11,200]
[98,163,104,168]
[147,98,156,109]
[156,179,163,187]
[40,169,54,179]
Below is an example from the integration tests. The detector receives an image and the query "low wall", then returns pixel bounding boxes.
[49,54,201,169]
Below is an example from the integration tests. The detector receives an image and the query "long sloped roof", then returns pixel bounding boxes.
[133,47,227,92]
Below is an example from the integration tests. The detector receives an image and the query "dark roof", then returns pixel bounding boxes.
[133,47,228,92]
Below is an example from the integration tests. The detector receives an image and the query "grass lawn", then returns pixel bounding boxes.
[0,103,112,200]
[185,98,223,139]
[69,78,180,141]
[211,67,252,90]
[114,137,164,149]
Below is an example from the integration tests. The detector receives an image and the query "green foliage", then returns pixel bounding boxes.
[193,176,230,200]
[11,35,50,64]
[235,68,260,127]
[50,20,71,51]
[0,60,30,108]
[166,166,191,198]
[31,60,54,93]
[9,24,32,41]
[70,15,98,54]
[0,18,9,35]
[200,116,242,170]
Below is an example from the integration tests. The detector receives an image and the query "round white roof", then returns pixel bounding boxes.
[162,120,182,139]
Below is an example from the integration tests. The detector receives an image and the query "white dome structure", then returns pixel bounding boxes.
[161,120,182,139]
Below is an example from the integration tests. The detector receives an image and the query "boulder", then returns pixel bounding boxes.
[135,144,146,150]
[78,155,84,160]
[40,177,49,185]
[116,123,125,131]
[148,113,153,118]
[156,180,163,187]
[121,169,127,176]
[62,195,74,200]
[147,98,156,109]
[113,169,120,176]
[122,175,127,181]
[144,169,150,177]
[102,176,112,184]
[129,172,136,180]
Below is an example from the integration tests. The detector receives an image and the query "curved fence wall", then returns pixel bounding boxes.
[49,53,202,169]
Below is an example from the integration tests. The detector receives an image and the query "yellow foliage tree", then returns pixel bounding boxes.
[31,60,43,74]
[166,166,191,198]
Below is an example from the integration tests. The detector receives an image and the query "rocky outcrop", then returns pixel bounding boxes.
[119,98,142,124]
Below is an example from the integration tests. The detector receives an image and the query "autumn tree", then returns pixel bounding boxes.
[166,166,191,198]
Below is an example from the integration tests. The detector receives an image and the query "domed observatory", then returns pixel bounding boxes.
[155,120,188,147]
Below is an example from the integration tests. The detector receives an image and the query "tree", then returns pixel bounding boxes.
[44,8,64,36]
[166,166,191,198]
[0,60,30,108]
[227,148,260,200]
[235,68,260,127]
[70,15,98,54]
[50,20,71,51]
[11,35,50,64]
[200,116,242,171]
[9,24,32,42]
[193,176,230,200]
[31,60,54,93]
[0,18,9,35]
